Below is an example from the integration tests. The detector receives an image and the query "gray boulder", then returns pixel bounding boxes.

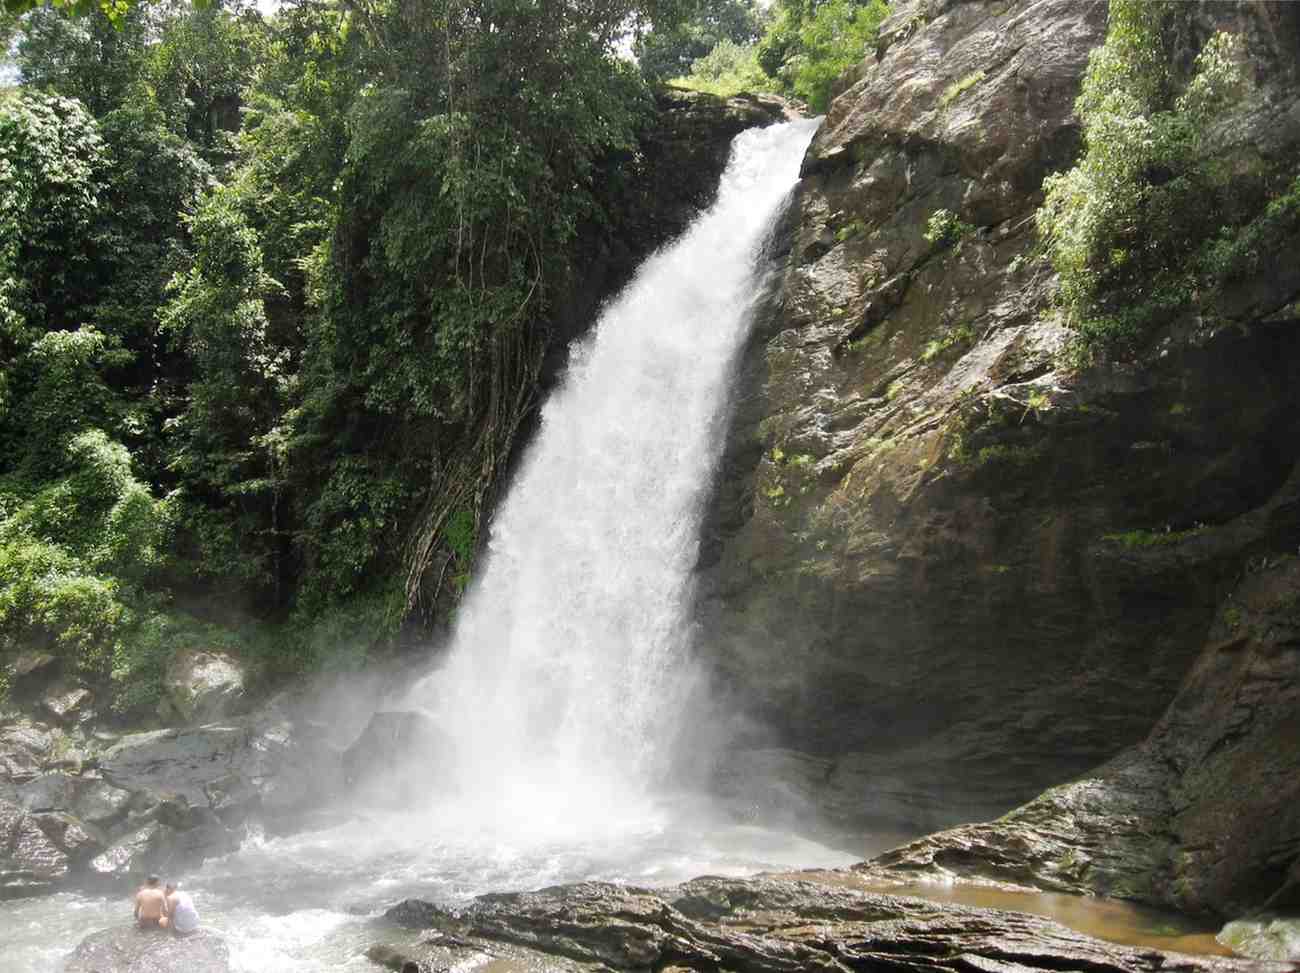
[63,926,229,973]
[161,650,246,724]
[9,652,59,699]
[14,771,78,812]
[0,721,53,777]
[43,683,95,724]
[75,777,134,826]
[0,796,69,898]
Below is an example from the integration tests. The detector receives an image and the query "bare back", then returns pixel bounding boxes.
[136,887,166,921]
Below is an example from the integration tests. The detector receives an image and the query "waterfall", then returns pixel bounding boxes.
[411,117,820,833]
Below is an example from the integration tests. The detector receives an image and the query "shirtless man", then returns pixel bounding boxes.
[133,875,167,930]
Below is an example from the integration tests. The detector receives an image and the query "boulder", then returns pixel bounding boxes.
[9,651,60,702]
[99,725,251,806]
[75,778,134,826]
[86,822,170,881]
[365,943,424,971]
[161,650,246,724]
[382,875,1266,973]
[14,771,78,812]
[12,651,58,680]
[1219,915,1300,963]
[0,721,54,777]
[63,926,229,973]
[340,710,452,805]
[43,683,95,724]
[33,811,106,863]
[0,796,69,898]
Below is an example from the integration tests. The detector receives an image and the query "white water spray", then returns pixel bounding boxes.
[410,117,821,834]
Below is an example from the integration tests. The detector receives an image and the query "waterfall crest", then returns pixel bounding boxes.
[411,117,820,832]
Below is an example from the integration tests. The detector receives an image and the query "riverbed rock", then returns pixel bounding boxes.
[381,875,1274,973]
[63,925,229,973]
[161,649,246,724]
[696,0,1300,847]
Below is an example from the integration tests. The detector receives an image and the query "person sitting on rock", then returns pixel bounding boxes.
[160,880,200,936]
[133,875,167,930]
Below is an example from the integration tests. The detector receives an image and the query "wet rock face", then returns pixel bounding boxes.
[697,0,1300,840]
[855,558,1300,921]
[63,926,229,973]
[381,875,1268,973]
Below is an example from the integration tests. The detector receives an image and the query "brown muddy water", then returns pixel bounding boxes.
[788,869,1237,957]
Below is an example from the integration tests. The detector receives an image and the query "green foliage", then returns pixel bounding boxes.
[924,208,974,248]
[1035,1,1272,354]
[1102,524,1207,548]
[0,428,173,701]
[920,323,974,362]
[4,0,132,30]
[443,508,477,562]
[940,69,984,108]
[0,89,104,346]
[15,4,152,114]
[757,0,888,112]
[671,37,768,98]
[634,0,764,83]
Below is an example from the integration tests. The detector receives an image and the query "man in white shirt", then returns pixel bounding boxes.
[160,881,200,936]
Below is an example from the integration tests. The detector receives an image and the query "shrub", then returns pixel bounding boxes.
[1036,1,1260,354]
[924,208,974,248]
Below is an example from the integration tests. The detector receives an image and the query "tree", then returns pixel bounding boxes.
[633,0,763,83]
[16,3,153,115]
[757,0,888,111]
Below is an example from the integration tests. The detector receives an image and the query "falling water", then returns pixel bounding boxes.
[0,118,853,973]
[411,117,821,828]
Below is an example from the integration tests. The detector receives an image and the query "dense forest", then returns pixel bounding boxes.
[0,0,893,714]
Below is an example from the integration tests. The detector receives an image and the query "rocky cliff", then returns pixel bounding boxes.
[697,0,1300,893]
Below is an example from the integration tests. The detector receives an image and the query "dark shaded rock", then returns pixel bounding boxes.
[98,705,344,828]
[160,649,246,724]
[538,89,797,399]
[341,711,452,804]
[366,943,424,971]
[13,652,58,679]
[15,772,78,812]
[1,795,69,898]
[383,876,1271,973]
[855,557,1300,920]
[62,925,229,973]
[696,0,1300,845]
